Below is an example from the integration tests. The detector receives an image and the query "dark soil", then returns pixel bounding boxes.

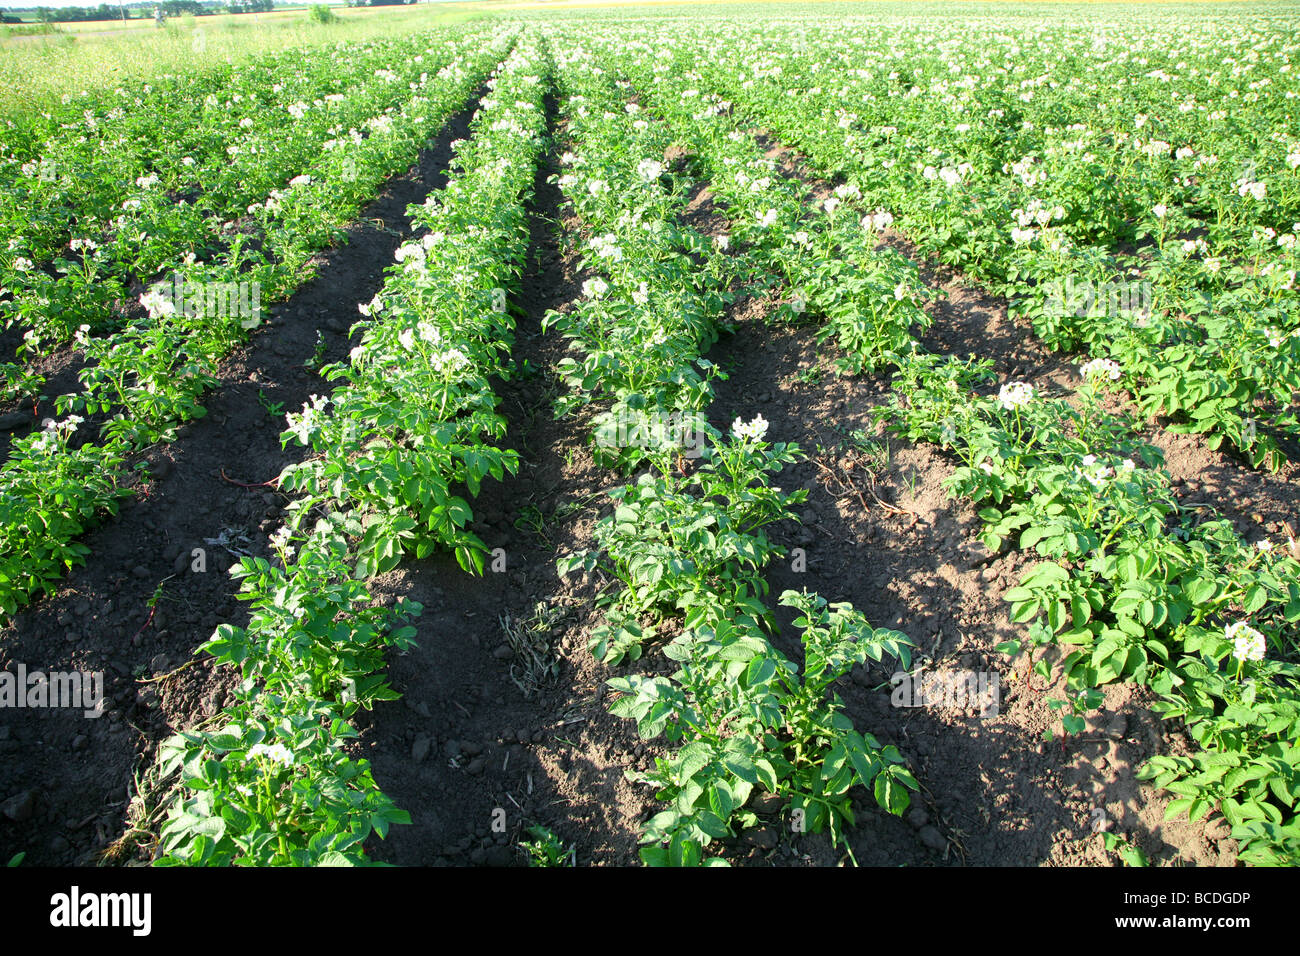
[348,101,657,867]
[2,91,1290,870]
[0,98,478,866]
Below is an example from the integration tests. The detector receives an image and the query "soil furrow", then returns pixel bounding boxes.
[0,98,479,866]
[357,97,656,867]
[753,133,1300,545]
[673,131,1234,865]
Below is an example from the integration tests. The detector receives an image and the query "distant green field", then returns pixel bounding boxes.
[0,5,487,120]
[0,0,1298,876]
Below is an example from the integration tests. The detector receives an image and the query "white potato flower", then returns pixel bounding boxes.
[139,288,177,317]
[863,209,894,231]
[1079,456,1114,490]
[637,159,664,181]
[247,742,294,767]
[432,348,470,375]
[1237,180,1266,201]
[1080,357,1122,381]
[269,525,293,552]
[996,381,1034,410]
[1226,622,1266,662]
[732,414,769,442]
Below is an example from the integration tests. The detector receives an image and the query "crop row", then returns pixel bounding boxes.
[518,23,1300,865]
[2,32,489,355]
[604,39,927,379]
[878,355,1300,865]
[547,43,917,866]
[12,14,1295,869]
[155,33,550,865]
[589,28,1300,865]
[1,36,437,307]
[604,20,1300,469]
[0,30,509,618]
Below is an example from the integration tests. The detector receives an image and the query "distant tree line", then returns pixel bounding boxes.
[28,4,148,21]
[13,0,291,22]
